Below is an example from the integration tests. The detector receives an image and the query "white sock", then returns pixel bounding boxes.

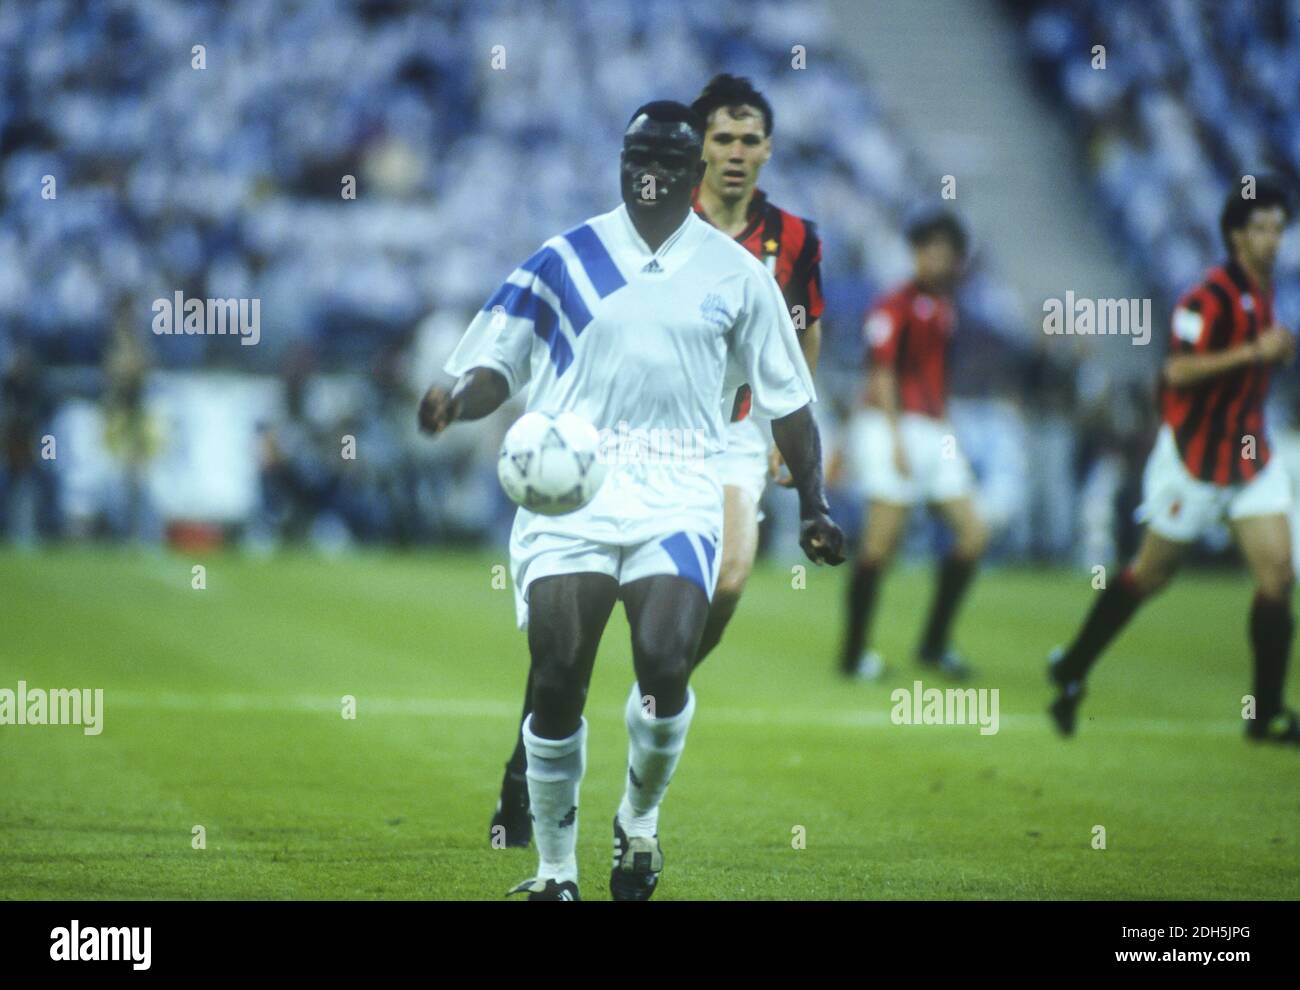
[618,681,695,838]
[522,715,586,884]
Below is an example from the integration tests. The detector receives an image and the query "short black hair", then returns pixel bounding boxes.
[905,207,968,257]
[625,101,705,141]
[690,74,773,137]
[1220,178,1291,253]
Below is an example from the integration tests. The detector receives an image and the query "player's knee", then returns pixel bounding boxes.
[1255,557,1295,601]
[713,564,748,603]
[634,644,692,686]
[858,537,898,569]
[631,633,693,698]
[955,518,988,561]
[528,643,589,711]
[712,548,754,595]
[1128,568,1162,597]
[716,528,756,599]
[1130,561,1174,597]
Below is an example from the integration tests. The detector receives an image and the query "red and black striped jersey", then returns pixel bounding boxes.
[1160,259,1274,485]
[692,186,823,421]
[863,280,955,419]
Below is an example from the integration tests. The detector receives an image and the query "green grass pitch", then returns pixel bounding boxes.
[1,548,1296,900]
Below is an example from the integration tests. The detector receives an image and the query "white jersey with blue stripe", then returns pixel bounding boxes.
[445,202,814,545]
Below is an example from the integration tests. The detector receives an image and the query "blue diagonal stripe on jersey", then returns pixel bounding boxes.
[529,294,573,375]
[660,532,707,595]
[563,224,626,298]
[481,283,572,375]
[520,247,593,335]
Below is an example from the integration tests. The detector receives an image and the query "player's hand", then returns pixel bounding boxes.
[769,448,795,488]
[1256,325,1295,365]
[417,385,460,436]
[799,510,846,566]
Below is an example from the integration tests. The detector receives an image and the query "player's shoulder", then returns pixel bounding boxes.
[1170,264,1239,344]
[515,207,629,279]
[870,280,915,314]
[546,207,618,250]
[1175,262,1235,312]
[757,191,821,248]
[511,219,592,267]
[754,189,816,228]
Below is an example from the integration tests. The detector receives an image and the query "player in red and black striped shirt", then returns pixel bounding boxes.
[1161,257,1279,485]
[688,73,824,665]
[1050,181,1300,745]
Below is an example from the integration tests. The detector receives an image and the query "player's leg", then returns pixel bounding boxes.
[917,495,988,677]
[1231,512,1299,743]
[838,498,909,676]
[692,484,758,668]
[693,415,769,669]
[613,571,711,900]
[1047,527,1186,733]
[488,668,534,848]
[1050,423,1207,735]
[508,571,618,900]
[1062,525,1186,671]
[839,408,913,677]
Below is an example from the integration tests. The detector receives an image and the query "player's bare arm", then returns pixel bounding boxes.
[1163,324,1294,389]
[771,317,823,486]
[801,317,822,375]
[770,404,845,565]
[417,366,509,435]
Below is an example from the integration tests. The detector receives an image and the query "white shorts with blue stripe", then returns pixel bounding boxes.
[510,528,721,630]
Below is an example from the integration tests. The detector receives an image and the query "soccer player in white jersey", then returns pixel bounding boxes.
[485,75,826,852]
[418,101,845,900]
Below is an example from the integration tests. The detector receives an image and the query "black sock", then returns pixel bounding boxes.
[1055,569,1144,684]
[918,556,977,659]
[840,562,882,672]
[1250,592,1294,723]
[505,669,534,777]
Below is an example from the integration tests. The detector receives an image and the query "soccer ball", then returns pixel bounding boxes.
[497,411,607,515]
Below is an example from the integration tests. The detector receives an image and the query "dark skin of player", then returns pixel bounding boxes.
[419,112,844,738]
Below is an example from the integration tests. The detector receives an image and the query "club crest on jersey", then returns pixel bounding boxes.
[700,292,732,330]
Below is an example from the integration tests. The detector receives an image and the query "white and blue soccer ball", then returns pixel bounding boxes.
[497,411,607,515]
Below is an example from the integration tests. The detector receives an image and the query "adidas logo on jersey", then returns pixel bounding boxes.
[641,259,664,274]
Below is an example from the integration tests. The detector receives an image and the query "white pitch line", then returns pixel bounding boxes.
[102,691,1242,736]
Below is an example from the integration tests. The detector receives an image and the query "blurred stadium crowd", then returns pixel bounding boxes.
[1020,0,1300,317]
[1,0,1296,564]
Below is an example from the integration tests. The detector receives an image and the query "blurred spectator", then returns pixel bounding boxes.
[101,320,163,540]
[0,345,56,544]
